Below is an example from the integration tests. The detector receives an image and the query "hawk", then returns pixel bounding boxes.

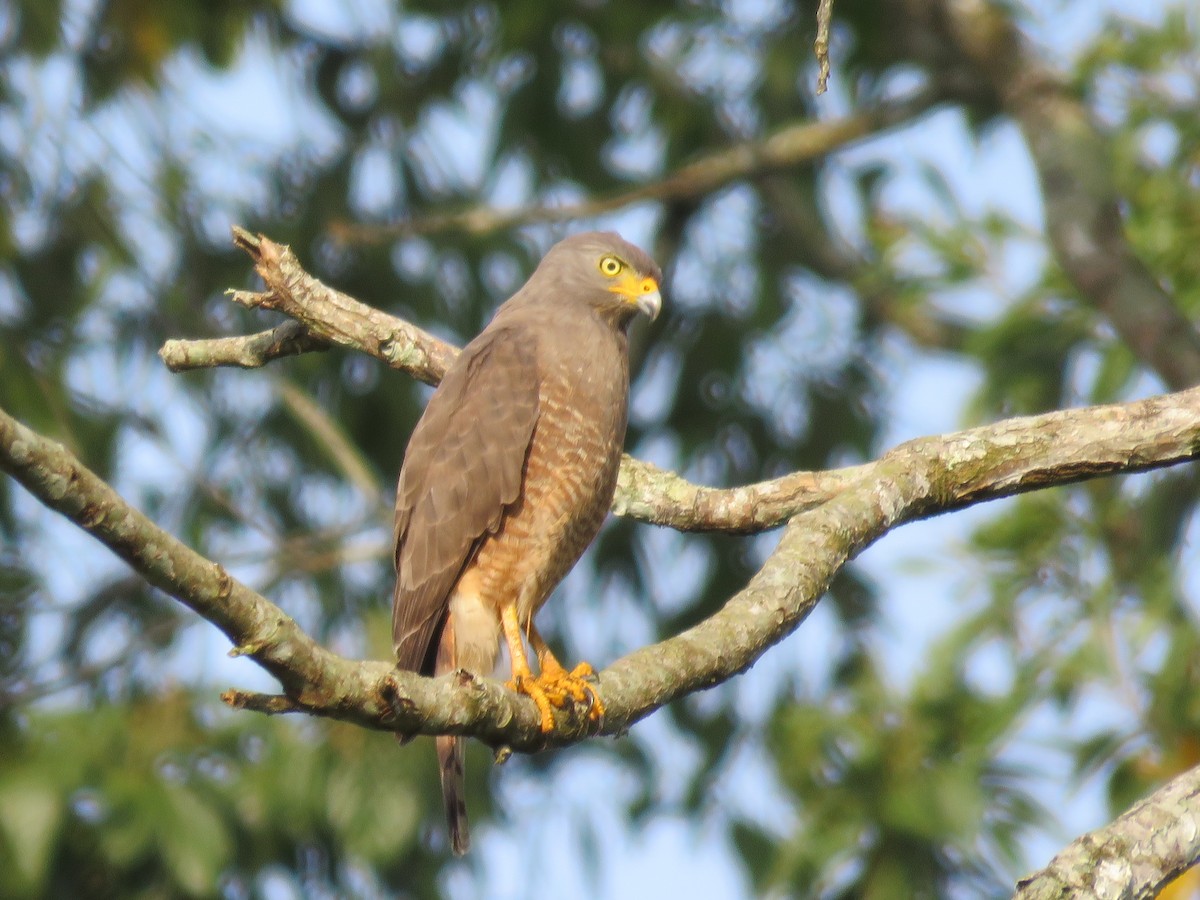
[391,232,663,855]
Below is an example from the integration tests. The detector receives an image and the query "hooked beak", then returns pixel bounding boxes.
[636,287,662,321]
[610,272,662,321]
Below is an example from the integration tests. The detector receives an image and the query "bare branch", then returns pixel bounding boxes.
[159,320,330,371]
[5,383,1200,751]
[228,227,457,387]
[326,93,936,245]
[220,690,304,715]
[1014,764,1200,900]
[814,0,835,94]
[613,456,863,532]
[167,231,855,533]
[163,231,1200,535]
[0,403,547,745]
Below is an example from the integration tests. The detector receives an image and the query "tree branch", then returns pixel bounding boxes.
[159,320,330,372]
[5,381,1200,753]
[163,229,1200,535]
[225,227,458,387]
[910,0,1200,390]
[325,92,937,245]
[1014,764,1200,900]
[613,456,862,532]
[814,0,834,94]
[0,403,547,745]
[167,229,862,532]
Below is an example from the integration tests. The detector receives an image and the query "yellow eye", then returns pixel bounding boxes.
[599,255,623,277]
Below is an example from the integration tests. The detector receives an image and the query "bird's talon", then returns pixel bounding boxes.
[508,660,604,731]
[507,674,558,732]
[537,665,605,726]
[584,685,605,725]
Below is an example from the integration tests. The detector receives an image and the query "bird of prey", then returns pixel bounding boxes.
[391,231,663,855]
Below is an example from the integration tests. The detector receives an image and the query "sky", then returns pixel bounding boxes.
[454,1,1180,896]
[4,0,1187,897]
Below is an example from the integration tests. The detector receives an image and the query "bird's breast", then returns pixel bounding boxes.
[469,321,630,623]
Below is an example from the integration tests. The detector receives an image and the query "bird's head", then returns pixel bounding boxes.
[532,231,663,328]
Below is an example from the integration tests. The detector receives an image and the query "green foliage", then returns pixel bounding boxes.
[0,695,445,897]
[2,0,1198,895]
[762,649,1039,897]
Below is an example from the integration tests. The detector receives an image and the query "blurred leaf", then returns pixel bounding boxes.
[0,775,63,895]
[160,784,231,897]
[2,0,1199,895]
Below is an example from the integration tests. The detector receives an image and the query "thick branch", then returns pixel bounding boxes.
[326,93,935,245]
[0,403,547,744]
[4,385,1200,751]
[165,231,1200,534]
[1014,764,1200,900]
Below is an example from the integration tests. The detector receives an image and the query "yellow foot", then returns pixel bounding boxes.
[506,663,604,733]
[506,673,558,733]
[540,662,604,725]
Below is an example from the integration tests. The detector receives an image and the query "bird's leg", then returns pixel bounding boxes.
[527,625,604,726]
[499,603,556,732]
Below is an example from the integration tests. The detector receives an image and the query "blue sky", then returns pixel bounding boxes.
[5,0,1187,896]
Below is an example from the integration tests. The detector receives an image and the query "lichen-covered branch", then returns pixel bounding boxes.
[1013,763,1200,900]
[0,403,547,745]
[228,227,458,387]
[167,230,864,533]
[5,383,1200,753]
[613,456,863,532]
[163,230,1200,536]
[326,93,935,246]
[159,320,330,371]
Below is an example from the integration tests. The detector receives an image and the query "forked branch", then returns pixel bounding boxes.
[3,231,1198,900]
[6,304,1200,751]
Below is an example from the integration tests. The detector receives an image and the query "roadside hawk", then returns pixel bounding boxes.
[391,231,663,855]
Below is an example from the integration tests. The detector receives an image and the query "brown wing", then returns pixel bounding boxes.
[391,327,539,673]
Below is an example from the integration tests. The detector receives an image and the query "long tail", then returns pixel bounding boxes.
[435,617,469,855]
[437,735,469,855]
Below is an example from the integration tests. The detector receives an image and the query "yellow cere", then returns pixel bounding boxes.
[603,266,659,299]
[612,272,658,296]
